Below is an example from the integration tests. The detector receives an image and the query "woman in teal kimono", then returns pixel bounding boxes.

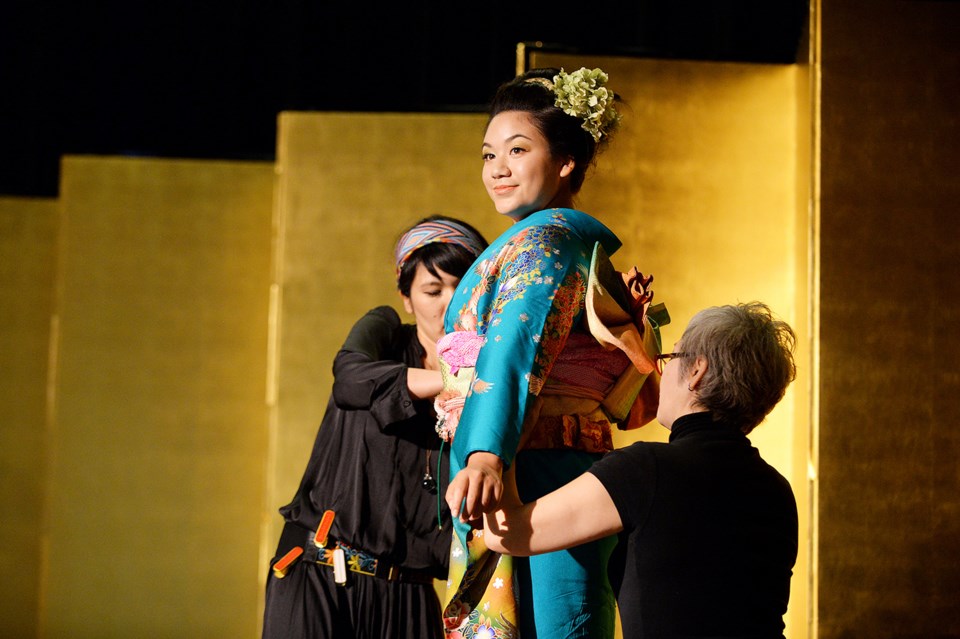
[436,68,665,639]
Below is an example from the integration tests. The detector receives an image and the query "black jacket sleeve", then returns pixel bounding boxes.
[331,306,419,429]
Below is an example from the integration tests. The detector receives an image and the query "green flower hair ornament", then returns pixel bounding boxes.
[552,67,621,142]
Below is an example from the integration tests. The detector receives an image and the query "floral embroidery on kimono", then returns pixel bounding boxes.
[439,208,623,638]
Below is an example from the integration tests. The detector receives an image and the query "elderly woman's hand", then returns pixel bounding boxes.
[446,451,504,525]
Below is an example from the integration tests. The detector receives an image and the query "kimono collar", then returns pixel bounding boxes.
[520,208,622,257]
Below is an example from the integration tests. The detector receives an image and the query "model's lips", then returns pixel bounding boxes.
[492,184,517,195]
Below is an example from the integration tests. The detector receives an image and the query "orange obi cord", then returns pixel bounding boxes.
[272,546,303,579]
[314,510,335,548]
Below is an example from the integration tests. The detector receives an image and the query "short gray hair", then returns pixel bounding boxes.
[678,302,797,433]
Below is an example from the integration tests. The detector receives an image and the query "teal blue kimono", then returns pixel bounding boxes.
[440,208,620,639]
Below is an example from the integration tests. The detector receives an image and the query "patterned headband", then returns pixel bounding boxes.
[394,219,485,278]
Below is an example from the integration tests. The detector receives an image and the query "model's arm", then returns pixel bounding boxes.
[448,229,588,524]
[446,451,504,524]
[483,472,624,556]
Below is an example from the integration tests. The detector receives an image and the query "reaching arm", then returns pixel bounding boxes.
[406,367,443,400]
[483,471,624,556]
[332,306,439,427]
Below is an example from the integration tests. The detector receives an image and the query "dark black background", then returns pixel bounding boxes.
[1,1,808,197]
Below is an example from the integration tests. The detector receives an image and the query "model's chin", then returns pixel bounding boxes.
[495,203,535,222]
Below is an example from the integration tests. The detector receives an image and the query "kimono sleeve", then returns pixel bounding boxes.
[452,225,591,467]
[331,306,418,428]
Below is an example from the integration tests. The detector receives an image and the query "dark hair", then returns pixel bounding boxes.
[396,215,488,296]
[678,302,797,434]
[487,67,617,194]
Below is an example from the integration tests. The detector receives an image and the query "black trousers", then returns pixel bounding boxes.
[261,525,445,639]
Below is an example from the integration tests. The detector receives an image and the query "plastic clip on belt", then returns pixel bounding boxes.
[270,510,435,585]
[271,509,336,580]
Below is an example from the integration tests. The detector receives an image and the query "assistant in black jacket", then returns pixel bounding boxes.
[261,216,486,639]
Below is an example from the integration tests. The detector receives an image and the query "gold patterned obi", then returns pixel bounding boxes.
[517,332,627,454]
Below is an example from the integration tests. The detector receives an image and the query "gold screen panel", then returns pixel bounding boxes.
[43,156,274,637]
[0,196,59,638]
[818,1,960,636]
[530,51,812,639]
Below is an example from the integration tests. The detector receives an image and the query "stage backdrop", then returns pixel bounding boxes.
[8,3,960,635]
[817,0,960,637]
[39,157,275,638]
[530,50,812,639]
[0,196,59,639]
[1,57,811,637]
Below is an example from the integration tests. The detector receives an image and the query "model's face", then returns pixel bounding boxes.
[481,111,573,221]
[401,263,460,349]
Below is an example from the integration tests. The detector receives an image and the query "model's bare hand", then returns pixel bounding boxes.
[446,452,503,524]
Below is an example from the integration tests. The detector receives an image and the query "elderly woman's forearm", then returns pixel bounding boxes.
[485,473,624,555]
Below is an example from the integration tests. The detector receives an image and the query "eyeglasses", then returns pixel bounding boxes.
[655,352,688,375]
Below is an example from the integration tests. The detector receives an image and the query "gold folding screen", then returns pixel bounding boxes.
[529,51,813,638]
[41,157,275,637]
[0,196,59,638]
[818,1,960,636]
[2,51,813,639]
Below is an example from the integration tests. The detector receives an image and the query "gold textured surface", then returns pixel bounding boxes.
[818,1,960,637]
[6,6,956,633]
[41,157,274,637]
[0,196,59,637]
[532,51,813,638]
[3,55,818,637]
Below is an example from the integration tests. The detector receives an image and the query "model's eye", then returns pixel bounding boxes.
[482,152,494,161]
[509,146,526,155]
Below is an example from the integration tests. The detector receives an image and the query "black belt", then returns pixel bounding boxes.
[305,533,436,585]
[274,522,436,585]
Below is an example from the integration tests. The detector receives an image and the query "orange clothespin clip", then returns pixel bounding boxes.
[314,510,335,548]
[272,546,303,579]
